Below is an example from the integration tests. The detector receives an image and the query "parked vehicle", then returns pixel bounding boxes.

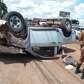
[71,19,79,30]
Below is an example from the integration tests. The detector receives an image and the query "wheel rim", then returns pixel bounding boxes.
[9,16,22,31]
[65,21,71,31]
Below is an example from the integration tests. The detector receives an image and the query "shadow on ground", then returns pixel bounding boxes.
[63,47,76,53]
[0,52,59,66]
[0,46,76,65]
[0,52,35,65]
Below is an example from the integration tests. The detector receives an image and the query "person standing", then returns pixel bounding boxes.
[75,30,84,79]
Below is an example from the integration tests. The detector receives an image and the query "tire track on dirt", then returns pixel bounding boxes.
[54,60,84,84]
[30,61,50,84]
[34,59,84,84]
[38,60,68,84]
[33,60,63,84]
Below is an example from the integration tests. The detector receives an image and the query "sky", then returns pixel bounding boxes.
[4,0,84,26]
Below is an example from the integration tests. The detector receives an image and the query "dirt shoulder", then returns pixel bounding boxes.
[0,43,83,84]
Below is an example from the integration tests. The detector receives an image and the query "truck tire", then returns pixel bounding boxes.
[3,11,27,39]
[62,20,72,37]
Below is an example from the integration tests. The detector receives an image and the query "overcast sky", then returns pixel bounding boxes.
[4,0,84,26]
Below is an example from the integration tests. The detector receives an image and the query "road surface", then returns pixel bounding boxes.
[0,43,84,84]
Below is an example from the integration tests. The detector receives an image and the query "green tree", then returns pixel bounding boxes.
[0,1,8,19]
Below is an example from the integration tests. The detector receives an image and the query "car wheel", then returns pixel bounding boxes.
[62,20,72,37]
[3,11,27,39]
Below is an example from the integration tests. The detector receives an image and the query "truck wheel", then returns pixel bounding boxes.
[3,11,27,39]
[62,20,72,37]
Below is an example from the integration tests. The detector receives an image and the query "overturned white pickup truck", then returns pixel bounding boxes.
[0,12,76,58]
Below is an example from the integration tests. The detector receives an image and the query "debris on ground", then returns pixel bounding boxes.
[65,64,75,70]
[63,55,76,66]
